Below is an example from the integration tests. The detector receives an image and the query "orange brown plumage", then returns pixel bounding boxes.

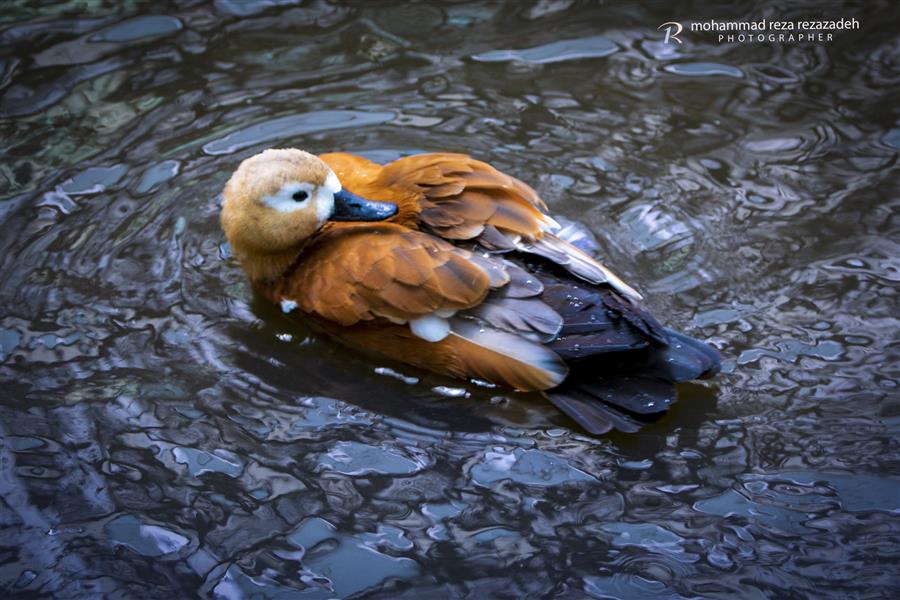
[275,223,499,326]
[221,148,721,434]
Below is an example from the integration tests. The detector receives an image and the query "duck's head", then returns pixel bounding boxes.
[221,148,397,283]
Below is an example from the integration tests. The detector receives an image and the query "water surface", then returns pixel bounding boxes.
[1,1,899,598]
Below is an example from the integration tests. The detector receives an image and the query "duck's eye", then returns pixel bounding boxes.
[292,190,309,202]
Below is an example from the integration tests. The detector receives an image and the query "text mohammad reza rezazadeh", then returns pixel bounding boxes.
[691,17,860,44]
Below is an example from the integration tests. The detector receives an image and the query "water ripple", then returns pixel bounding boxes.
[0,1,897,598]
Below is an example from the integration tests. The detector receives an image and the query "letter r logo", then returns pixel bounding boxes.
[658,21,684,44]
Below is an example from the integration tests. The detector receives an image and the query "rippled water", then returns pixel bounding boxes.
[1,1,899,598]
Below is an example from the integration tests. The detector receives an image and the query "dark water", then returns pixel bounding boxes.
[1,1,899,598]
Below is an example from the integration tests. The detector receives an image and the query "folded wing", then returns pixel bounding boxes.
[274,222,569,391]
[280,222,496,326]
[379,153,642,300]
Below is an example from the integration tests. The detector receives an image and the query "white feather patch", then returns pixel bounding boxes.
[261,169,341,227]
[323,168,341,193]
[316,168,341,225]
[410,314,450,342]
[262,182,315,213]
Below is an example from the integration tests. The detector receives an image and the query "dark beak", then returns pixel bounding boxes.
[330,189,398,222]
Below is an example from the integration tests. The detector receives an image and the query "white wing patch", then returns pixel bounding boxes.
[410,314,451,342]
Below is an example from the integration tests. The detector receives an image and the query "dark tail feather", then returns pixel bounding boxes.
[652,329,721,381]
[546,373,676,433]
[545,389,645,434]
[545,330,720,434]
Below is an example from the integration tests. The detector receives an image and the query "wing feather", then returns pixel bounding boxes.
[379,153,549,242]
[448,318,567,390]
[519,233,643,301]
[278,223,496,326]
[316,319,567,392]
[463,297,563,343]
[377,153,640,301]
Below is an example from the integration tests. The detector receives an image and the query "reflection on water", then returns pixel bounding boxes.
[1,1,898,598]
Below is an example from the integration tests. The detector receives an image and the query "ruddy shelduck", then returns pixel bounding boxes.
[221,148,720,434]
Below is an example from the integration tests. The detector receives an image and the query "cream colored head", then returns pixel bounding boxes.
[220,148,341,282]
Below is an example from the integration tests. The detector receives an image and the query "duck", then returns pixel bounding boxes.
[220,148,721,434]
